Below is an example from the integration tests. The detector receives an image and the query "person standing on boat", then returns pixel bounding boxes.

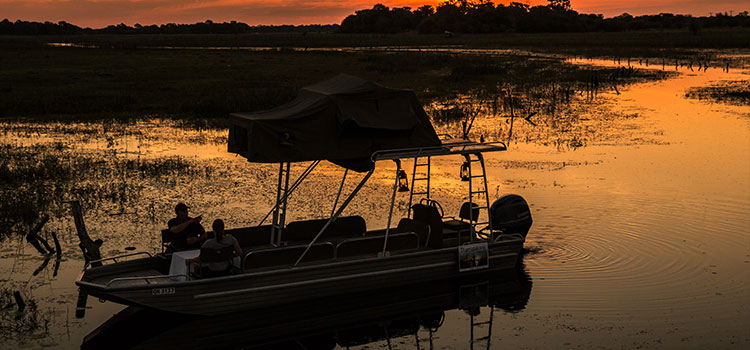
[167,202,207,250]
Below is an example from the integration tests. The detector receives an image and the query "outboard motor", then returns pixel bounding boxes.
[489,194,532,237]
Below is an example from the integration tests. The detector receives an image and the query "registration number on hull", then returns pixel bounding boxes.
[152,287,175,296]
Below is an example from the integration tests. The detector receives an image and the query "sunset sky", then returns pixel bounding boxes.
[1,1,747,28]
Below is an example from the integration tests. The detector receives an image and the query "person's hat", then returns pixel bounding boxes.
[175,202,189,212]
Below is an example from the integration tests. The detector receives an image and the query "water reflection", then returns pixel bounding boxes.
[81,265,531,349]
[1,52,748,348]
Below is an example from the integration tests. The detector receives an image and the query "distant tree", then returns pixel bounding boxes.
[444,0,470,13]
[415,5,435,18]
[417,17,439,33]
[547,0,571,10]
[509,2,530,11]
[689,19,702,35]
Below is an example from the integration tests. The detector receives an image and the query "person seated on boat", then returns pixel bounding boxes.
[167,202,207,251]
[191,219,243,277]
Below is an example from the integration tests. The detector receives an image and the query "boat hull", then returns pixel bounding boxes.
[78,240,523,315]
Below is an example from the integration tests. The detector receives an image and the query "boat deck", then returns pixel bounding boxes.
[90,269,167,287]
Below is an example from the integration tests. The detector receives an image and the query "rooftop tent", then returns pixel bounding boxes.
[228,74,441,172]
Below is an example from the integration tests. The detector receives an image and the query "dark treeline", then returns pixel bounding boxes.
[0,19,339,35]
[341,0,750,34]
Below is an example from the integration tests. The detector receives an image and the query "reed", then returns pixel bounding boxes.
[0,288,48,341]
[0,138,211,240]
[685,80,750,105]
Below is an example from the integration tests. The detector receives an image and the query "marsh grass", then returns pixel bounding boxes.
[427,62,669,149]
[685,80,750,106]
[0,139,211,240]
[0,288,49,341]
[0,35,688,120]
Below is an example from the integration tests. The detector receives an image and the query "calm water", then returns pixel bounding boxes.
[0,57,748,349]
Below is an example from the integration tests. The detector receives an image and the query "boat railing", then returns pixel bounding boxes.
[334,232,420,259]
[242,242,336,269]
[106,274,187,287]
[82,252,153,271]
[370,141,506,162]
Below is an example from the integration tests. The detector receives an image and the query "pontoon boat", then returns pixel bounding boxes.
[76,75,533,316]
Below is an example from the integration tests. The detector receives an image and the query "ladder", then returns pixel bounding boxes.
[469,306,495,350]
[271,162,291,245]
[465,153,492,242]
[408,156,431,218]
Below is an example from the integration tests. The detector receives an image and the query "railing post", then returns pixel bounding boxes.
[382,160,400,256]
[294,168,374,267]
[331,168,348,217]
[258,160,319,228]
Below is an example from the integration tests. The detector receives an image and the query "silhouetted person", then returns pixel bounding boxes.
[199,219,242,276]
[167,202,207,250]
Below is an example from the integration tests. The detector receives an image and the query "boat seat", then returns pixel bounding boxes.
[410,204,443,249]
[190,246,240,278]
[443,202,480,235]
[283,216,366,242]
[161,229,187,253]
[335,232,419,259]
[205,225,273,249]
[225,225,273,248]
[395,218,430,247]
[242,243,334,271]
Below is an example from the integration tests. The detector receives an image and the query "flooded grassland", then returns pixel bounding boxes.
[0,46,749,348]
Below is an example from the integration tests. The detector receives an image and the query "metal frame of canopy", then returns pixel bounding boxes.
[254,138,508,267]
[370,140,507,161]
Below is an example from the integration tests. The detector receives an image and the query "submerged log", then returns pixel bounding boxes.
[25,235,48,256]
[39,235,55,253]
[53,256,61,277]
[25,215,54,256]
[51,231,62,276]
[76,289,88,319]
[32,257,51,276]
[51,230,62,259]
[69,201,102,267]
[13,291,25,312]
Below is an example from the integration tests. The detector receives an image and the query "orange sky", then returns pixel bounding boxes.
[1,1,747,28]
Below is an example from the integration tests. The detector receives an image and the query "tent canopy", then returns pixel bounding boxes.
[228,74,441,172]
